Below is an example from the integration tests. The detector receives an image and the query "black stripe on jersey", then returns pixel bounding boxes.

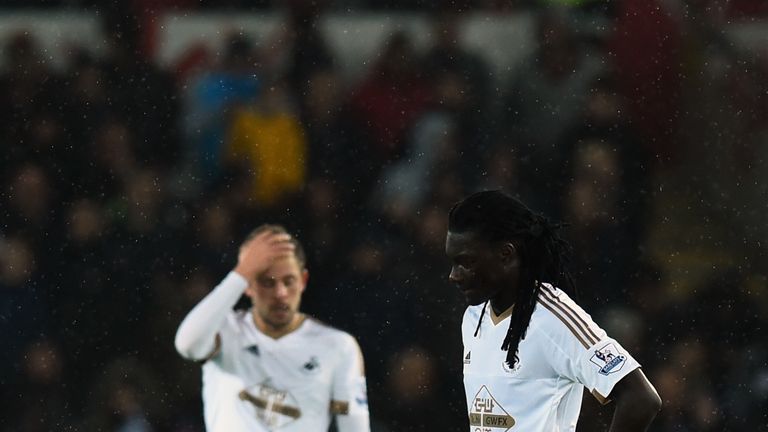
[536,298,591,349]
[330,400,350,415]
[539,286,601,344]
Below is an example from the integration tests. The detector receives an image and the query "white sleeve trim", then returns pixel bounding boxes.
[336,409,371,432]
[586,341,641,401]
[174,271,248,360]
[333,335,371,432]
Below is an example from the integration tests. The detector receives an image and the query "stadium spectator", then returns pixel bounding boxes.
[348,31,431,163]
[225,80,307,209]
[80,357,159,432]
[3,339,73,432]
[181,34,261,186]
[499,7,604,216]
[1,4,766,430]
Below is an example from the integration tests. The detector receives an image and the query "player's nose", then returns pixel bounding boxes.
[275,283,289,298]
[449,266,463,284]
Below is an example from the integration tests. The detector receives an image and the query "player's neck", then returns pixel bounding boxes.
[254,313,306,339]
[491,290,515,315]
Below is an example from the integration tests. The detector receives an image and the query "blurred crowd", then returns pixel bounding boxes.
[1,0,767,431]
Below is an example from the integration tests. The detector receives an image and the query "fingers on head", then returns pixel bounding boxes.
[269,233,293,244]
[250,231,289,246]
[276,243,295,254]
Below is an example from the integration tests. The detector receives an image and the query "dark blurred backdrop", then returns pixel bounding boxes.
[1,0,767,431]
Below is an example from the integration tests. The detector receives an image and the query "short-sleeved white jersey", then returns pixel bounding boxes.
[462,283,640,432]
[201,311,369,432]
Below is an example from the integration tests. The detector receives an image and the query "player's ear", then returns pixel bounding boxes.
[243,277,259,299]
[244,285,256,299]
[301,269,309,287]
[499,242,520,268]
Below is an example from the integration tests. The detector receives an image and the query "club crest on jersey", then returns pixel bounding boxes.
[302,356,321,374]
[590,343,626,375]
[469,385,516,431]
[246,345,260,356]
[501,357,521,374]
[239,381,301,428]
[355,380,369,406]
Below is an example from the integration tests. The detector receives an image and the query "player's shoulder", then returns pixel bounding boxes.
[532,283,606,350]
[304,316,358,345]
[225,308,251,332]
[207,309,253,350]
[463,303,486,321]
[532,283,587,324]
[303,317,364,363]
[462,303,486,334]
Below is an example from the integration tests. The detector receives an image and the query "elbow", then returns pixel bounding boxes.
[641,379,663,414]
[636,388,662,419]
[174,336,188,358]
[175,328,219,361]
[174,329,194,359]
[648,390,663,414]
[623,368,662,416]
[614,380,662,421]
[611,368,662,426]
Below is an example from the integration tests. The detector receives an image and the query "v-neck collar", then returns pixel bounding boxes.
[489,303,514,326]
[242,313,308,348]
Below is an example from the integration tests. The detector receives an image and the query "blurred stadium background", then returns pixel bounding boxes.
[1,0,767,430]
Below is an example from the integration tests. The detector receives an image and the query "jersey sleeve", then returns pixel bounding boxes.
[174,271,247,361]
[574,336,641,403]
[537,286,641,404]
[332,333,371,432]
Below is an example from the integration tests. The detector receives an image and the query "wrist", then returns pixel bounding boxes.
[225,270,249,287]
[232,267,253,282]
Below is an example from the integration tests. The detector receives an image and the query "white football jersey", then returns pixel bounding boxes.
[201,311,369,432]
[462,283,640,432]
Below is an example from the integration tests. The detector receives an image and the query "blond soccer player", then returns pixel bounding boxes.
[175,225,370,431]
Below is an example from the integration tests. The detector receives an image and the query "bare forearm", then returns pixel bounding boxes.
[608,394,660,431]
[607,369,662,432]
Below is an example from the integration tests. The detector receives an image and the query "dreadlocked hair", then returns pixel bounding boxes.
[448,190,575,369]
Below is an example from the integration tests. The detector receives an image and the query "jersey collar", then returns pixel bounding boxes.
[242,312,308,349]
[489,303,514,326]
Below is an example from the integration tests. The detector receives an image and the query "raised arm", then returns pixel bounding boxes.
[174,230,294,360]
[607,368,662,432]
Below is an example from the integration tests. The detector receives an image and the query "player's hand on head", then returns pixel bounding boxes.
[234,231,295,280]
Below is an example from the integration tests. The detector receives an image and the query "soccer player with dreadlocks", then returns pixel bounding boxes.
[446,190,661,431]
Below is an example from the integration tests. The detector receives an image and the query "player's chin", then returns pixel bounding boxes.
[463,290,488,306]
[269,309,293,324]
